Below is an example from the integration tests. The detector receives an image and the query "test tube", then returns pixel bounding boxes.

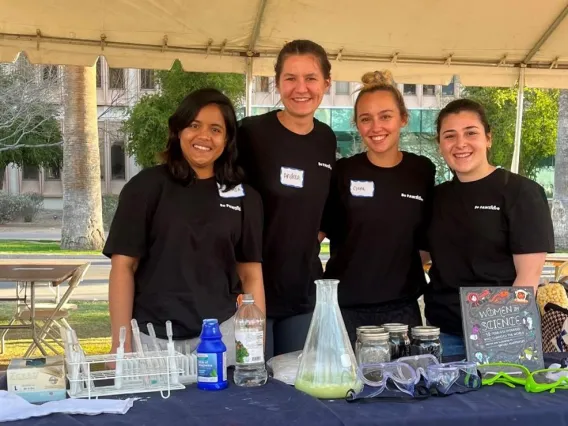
[115,326,126,389]
[166,321,179,385]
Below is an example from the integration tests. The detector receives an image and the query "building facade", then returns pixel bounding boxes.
[3,62,459,210]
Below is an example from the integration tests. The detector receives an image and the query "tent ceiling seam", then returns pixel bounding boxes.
[523,2,568,64]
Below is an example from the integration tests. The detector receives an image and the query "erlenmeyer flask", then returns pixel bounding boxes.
[295,279,361,399]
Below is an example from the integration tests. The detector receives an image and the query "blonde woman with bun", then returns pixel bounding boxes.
[321,70,436,346]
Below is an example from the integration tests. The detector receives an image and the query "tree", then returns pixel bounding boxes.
[60,65,105,250]
[551,90,568,251]
[0,56,63,190]
[464,86,558,179]
[125,61,245,167]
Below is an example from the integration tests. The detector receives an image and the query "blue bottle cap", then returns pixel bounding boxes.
[200,318,223,339]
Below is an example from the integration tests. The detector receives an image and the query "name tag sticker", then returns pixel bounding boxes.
[350,180,374,197]
[218,183,245,198]
[280,167,304,188]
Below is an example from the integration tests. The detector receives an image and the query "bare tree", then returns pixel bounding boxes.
[0,56,63,151]
[0,56,63,189]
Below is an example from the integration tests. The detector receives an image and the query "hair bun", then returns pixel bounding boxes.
[361,70,394,88]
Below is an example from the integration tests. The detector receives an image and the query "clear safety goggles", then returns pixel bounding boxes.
[425,362,481,395]
[397,354,439,383]
[346,362,420,401]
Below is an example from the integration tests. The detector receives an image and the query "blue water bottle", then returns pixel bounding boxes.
[197,318,228,390]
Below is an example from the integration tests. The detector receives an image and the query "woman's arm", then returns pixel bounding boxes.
[109,254,139,354]
[237,262,265,315]
[512,252,547,291]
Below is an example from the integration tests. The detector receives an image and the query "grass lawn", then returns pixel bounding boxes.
[0,240,102,255]
[0,301,111,370]
[0,240,330,256]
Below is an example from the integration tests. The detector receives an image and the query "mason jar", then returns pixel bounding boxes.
[382,323,410,360]
[356,330,391,366]
[355,326,385,355]
[410,326,442,362]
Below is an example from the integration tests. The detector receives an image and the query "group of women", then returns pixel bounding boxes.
[103,39,555,362]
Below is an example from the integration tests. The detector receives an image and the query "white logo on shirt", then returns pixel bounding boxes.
[220,203,241,212]
[318,162,332,170]
[475,205,500,211]
[218,183,245,198]
[280,167,304,188]
[350,180,374,197]
[401,193,424,202]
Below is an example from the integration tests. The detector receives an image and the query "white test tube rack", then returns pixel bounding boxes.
[62,328,198,399]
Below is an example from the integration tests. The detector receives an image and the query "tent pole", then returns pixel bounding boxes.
[511,66,526,174]
[245,56,253,117]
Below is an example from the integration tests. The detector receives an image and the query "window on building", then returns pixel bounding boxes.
[111,141,126,180]
[22,165,39,180]
[255,76,270,93]
[42,65,58,82]
[45,166,61,180]
[109,68,125,89]
[335,81,350,95]
[403,84,417,95]
[96,59,102,88]
[442,77,455,96]
[140,69,155,90]
[423,85,436,96]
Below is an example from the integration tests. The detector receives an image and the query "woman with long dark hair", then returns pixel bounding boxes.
[104,88,265,364]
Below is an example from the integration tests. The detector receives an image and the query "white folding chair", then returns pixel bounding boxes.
[18,263,91,357]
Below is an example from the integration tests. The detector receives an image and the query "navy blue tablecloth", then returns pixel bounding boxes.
[3,353,568,426]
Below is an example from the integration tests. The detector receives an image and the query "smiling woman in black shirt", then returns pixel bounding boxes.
[103,88,265,365]
[238,40,337,358]
[322,70,435,345]
[424,99,554,357]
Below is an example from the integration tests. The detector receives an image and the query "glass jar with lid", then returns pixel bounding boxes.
[410,326,442,362]
[382,323,410,360]
[356,330,391,366]
[355,326,385,354]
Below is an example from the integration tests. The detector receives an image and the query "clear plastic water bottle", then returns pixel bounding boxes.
[234,294,267,387]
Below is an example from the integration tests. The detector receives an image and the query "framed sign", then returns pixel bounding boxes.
[460,286,544,370]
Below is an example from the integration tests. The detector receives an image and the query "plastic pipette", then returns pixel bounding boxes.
[147,323,162,353]
[147,323,167,384]
[115,326,126,389]
[166,321,179,384]
[131,319,150,387]
[66,328,80,395]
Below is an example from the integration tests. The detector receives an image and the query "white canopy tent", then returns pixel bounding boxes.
[2,0,568,171]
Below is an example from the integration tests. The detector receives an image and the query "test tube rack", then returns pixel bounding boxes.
[63,328,198,399]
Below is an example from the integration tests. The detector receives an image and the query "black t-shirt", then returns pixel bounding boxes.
[238,111,337,318]
[103,165,263,339]
[424,168,555,334]
[322,152,435,307]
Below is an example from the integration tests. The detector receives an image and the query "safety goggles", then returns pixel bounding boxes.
[397,354,439,384]
[425,362,481,395]
[525,368,568,393]
[346,362,419,401]
[477,363,530,388]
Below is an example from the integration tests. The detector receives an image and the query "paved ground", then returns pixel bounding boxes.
[0,227,62,241]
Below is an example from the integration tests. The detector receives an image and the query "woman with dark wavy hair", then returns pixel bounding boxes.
[104,88,265,365]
